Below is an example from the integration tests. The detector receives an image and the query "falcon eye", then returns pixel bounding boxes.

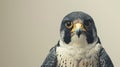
[84,22,90,26]
[65,21,73,28]
[84,20,91,26]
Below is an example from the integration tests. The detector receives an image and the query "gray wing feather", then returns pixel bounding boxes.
[99,48,114,67]
[41,46,57,67]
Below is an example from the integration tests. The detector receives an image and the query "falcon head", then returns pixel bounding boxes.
[60,11,100,45]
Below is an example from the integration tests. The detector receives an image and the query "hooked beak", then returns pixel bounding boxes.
[71,22,86,36]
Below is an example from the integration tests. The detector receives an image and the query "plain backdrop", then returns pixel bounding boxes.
[0,0,120,67]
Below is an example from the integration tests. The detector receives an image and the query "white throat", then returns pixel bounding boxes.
[59,33,99,50]
[61,34,89,47]
[57,34,102,67]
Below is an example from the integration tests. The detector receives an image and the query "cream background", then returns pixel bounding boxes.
[1,0,120,67]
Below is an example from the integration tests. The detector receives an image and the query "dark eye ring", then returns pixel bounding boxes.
[84,20,91,26]
[65,21,73,28]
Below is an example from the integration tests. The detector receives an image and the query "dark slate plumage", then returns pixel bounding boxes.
[99,48,114,67]
[41,11,114,67]
[41,44,58,67]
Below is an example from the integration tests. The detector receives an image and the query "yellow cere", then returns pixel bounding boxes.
[71,23,86,33]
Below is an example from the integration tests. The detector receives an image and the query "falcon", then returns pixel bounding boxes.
[41,11,114,67]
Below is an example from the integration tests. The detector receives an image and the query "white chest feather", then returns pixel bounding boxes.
[56,40,102,67]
